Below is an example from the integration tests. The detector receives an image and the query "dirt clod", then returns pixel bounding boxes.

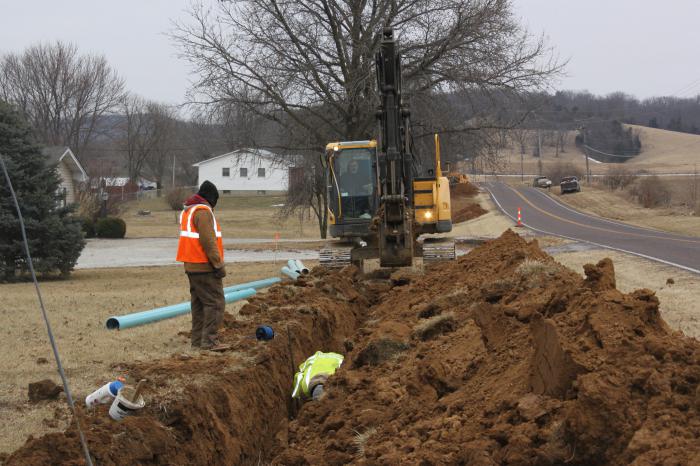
[28,380,62,403]
[353,339,409,368]
[583,257,616,291]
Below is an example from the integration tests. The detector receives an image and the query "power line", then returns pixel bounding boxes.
[582,144,637,159]
[669,76,700,96]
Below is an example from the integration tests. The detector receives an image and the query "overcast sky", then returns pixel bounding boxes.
[2,0,700,105]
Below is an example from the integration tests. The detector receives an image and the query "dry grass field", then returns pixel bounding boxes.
[123,194,321,239]
[498,125,700,176]
[627,125,700,173]
[0,262,304,455]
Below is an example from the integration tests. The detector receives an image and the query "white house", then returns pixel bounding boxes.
[42,146,87,205]
[193,148,295,194]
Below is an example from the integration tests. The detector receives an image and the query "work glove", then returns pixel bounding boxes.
[214,266,227,279]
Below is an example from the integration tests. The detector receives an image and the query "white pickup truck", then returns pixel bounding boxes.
[532,176,552,189]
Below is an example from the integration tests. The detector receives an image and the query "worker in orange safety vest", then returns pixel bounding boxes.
[176,180,229,351]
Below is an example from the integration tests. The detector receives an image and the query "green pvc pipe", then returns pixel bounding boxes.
[106,288,256,330]
[223,277,281,294]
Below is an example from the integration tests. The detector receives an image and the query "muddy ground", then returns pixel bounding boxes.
[5,231,700,465]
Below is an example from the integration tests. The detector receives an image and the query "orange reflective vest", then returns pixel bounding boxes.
[176,204,223,263]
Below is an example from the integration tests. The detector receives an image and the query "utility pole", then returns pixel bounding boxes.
[172,154,176,187]
[520,150,524,183]
[581,127,590,184]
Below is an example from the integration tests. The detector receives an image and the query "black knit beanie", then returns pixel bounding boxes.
[197,180,219,208]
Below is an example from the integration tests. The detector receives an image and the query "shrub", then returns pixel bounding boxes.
[95,217,127,238]
[544,161,584,185]
[80,217,96,238]
[76,189,126,222]
[165,187,193,211]
[630,176,671,208]
[602,166,637,191]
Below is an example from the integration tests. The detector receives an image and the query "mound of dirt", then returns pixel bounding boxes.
[452,203,487,223]
[451,181,486,223]
[274,231,700,465]
[7,230,700,465]
[451,181,479,198]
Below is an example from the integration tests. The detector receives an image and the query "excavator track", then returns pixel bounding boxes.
[421,238,456,264]
[319,246,353,268]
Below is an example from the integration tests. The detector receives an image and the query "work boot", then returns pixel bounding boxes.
[201,338,231,352]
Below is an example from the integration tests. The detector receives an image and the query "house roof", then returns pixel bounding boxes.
[192,148,297,167]
[41,146,87,181]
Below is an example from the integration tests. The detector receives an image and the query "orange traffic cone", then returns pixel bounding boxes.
[516,207,524,227]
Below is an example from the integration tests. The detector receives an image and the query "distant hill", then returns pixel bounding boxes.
[496,125,700,175]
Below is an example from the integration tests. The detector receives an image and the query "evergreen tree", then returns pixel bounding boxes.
[0,101,85,281]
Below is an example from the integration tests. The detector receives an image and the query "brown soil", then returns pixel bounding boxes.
[6,231,700,465]
[451,181,487,224]
[27,380,63,403]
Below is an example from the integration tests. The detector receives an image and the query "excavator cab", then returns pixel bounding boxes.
[323,140,378,239]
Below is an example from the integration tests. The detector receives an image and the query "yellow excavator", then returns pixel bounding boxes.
[320,27,454,268]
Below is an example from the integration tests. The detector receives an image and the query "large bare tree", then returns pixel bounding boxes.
[172,0,562,236]
[173,0,561,143]
[0,41,125,159]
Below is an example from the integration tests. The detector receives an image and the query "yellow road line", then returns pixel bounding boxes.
[506,185,700,245]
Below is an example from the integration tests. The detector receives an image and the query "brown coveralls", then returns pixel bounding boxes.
[183,204,226,348]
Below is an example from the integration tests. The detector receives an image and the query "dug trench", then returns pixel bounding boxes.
[6,230,700,465]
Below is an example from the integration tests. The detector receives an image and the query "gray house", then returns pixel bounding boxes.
[42,147,87,205]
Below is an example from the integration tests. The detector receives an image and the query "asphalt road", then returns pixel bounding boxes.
[482,181,700,274]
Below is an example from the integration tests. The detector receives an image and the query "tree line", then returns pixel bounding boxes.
[0,42,242,189]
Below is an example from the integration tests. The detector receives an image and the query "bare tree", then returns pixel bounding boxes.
[173,0,561,143]
[0,41,125,159]
[144,103,179,190]
[120,95,156,181]
[510,127,529,156]
[172,0,562,234]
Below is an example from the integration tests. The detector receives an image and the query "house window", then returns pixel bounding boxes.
[223,190,231,194]
[258,167,266,177]
[240,167,248,177]
[222,167,230,177]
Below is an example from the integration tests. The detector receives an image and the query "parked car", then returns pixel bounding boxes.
[560,176,581,194]
[532,176,552,189]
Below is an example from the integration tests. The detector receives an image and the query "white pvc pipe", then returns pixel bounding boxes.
[294,259,310,275]
[287,259,300,273]
[281,266,300,280]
